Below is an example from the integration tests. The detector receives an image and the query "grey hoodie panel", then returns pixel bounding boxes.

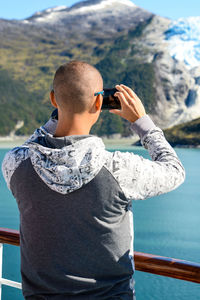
[10,158,134,299]
[25,277,134,300]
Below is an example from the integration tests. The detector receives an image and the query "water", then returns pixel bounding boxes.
[0,147,200,300]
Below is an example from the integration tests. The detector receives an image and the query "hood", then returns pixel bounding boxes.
[27,133,106,195]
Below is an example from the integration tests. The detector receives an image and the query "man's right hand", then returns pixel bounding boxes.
[109,84,146,123]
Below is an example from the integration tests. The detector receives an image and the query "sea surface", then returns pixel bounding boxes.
[0,146,200,300]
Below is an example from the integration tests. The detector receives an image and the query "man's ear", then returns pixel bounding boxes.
[50,90,58,108]
[95,94,103,111]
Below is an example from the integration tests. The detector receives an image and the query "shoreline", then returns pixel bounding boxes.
[0,136,200,149]
[0,136,29,149]
[0,136,140,149]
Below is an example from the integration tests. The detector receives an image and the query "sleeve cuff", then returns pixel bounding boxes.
[130,114,157,140]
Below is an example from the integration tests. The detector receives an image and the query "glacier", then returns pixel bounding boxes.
[165,16,200,69]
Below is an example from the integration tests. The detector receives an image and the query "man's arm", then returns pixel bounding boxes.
[105,84,185,200]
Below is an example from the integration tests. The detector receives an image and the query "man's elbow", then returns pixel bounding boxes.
[174,163,186,189]
[180,165,186,184]
[163,162,186,194]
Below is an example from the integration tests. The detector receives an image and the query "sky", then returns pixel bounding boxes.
[0,0,200,20]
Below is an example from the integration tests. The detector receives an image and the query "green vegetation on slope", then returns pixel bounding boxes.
[164,117,200,146]
[0,68,51,135]
[0,17,156,137]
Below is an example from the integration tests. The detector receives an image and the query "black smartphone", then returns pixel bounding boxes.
[102,88,121,110]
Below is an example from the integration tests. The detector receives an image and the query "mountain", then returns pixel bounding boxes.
[24,0,154,48]
[0,0,200,140]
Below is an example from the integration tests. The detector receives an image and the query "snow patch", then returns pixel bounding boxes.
[46,6,67,13]
[166,17,200,69]
[33,10,62,23]
[34,15,57,23]
[28,6,67,23]
[31,0,136,23]
[70,0,136,14]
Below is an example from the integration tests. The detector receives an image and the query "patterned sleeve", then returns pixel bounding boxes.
[1,147,29,190]
[1,117,57,190]
[104,117,186,201]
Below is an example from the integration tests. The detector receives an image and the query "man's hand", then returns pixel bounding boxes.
[109,84,146,123]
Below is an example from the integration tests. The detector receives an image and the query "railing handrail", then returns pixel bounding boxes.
[0,228,19,246]
[0,227,200,284]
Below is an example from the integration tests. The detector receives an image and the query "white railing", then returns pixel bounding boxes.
[0,243,22,300]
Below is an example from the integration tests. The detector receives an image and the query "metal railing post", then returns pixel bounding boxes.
[0,243,3,300]
[0,241,22,299]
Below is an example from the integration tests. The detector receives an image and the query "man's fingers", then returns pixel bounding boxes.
[120,84,139,100]
[111,84,146,123]
[110,91,130,116]
[115,85,132,102]
[115,91,129,107]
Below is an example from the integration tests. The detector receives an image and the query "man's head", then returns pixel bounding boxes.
[51,60,103,115]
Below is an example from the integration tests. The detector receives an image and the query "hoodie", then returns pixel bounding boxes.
[1,114,185,300]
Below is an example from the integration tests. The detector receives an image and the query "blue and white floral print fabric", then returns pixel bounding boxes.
[2,125,106,194]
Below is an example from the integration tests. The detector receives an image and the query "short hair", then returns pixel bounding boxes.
[53,61,103,113]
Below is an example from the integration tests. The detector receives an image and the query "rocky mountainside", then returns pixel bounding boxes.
[136,16,200,128]
[0,0,200,137]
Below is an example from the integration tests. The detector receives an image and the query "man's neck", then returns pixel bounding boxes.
[54,127,90,137]
[53,113,92,137]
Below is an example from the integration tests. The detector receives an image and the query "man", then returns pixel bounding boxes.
[2,60,185,300]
